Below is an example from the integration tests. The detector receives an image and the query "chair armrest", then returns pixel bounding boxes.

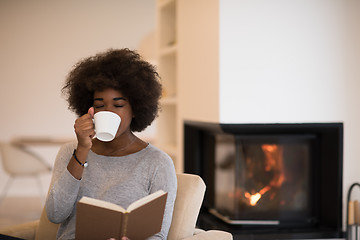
[183,230,233,240]
[0,220,39,240]
[193,228,206,235]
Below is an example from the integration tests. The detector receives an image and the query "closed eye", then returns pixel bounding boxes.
[94,105,104,109]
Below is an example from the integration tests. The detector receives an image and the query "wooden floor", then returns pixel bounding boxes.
[0,196,43,231]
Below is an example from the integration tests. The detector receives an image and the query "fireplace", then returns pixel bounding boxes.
[184,121,344,239]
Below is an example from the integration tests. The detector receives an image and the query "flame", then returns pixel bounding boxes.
[262,144,285,187]
[230,144,287,207]
[245,192,261,206]
[244,186,271,206]
[243,144,285,207]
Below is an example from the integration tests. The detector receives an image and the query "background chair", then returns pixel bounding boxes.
[0,173,232,240]
[0,142,52,203]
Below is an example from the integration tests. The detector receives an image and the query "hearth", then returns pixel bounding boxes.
[184,121,344,239]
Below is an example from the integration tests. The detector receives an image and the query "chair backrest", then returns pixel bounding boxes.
[0,142,51,176]
[35,173,206,240]
[168,173,206,239]
[35,207,59,240]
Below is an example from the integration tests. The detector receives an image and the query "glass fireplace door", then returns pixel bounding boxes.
[214,134,317,227]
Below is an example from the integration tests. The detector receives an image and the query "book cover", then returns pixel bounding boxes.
[75,190,168,240]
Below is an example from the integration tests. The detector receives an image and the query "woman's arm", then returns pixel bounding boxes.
[45,142,82,223]
[45,108,95,223]
[147,154,177,240]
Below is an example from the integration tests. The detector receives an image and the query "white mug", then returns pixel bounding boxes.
[93,111,121,142]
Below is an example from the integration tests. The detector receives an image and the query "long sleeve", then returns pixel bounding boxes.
[45,142,80,224]
[147,151,177,240]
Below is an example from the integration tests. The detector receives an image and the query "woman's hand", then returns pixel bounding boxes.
[67,107,94,180]
[74,107,95,150]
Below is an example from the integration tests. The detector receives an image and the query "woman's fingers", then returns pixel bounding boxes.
[88,107,94,118]
[74,111,95,148]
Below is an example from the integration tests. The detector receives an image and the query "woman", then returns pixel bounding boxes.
[45,49,177,240]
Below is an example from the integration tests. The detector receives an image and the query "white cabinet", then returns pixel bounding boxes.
[156,0,181,171]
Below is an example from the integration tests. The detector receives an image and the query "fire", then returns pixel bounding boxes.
[244,186,271,206]
[243,144,285,206]
[245,192,261,206]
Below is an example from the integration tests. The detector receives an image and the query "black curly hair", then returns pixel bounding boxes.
[62,48,162,132]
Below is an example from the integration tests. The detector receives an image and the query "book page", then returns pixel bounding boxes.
[79,196,126,212]
[127,190,166,212]
[76,200,124,240]
[125,192,168,239]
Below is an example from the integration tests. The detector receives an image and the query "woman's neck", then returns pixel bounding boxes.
[92,132,147,156]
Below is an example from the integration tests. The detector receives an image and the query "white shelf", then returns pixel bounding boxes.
[156,0,181,172]
[159,44,177,57]
[158,0,175,9]
[158,0,176,49]
[160,96,177,106]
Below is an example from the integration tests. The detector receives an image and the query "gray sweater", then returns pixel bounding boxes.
[45,142,177,240]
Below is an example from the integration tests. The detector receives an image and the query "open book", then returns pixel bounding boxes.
[75,190,168,240]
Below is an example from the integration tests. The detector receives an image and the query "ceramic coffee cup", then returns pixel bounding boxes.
[93,111,121,142]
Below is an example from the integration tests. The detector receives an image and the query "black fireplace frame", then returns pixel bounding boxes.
[184,121,344,239]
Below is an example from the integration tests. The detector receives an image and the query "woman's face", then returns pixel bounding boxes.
[93,88,133,138]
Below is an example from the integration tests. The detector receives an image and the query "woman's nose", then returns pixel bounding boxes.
[103,105,114,112]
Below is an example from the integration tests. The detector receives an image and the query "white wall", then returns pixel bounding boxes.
[220,0,349,123]
[0,0,156,140]
[0,0,156,196]
[219,0,360,229]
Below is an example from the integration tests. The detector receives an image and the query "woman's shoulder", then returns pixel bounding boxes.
[145,144,172,160]
[146,144,176,171]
